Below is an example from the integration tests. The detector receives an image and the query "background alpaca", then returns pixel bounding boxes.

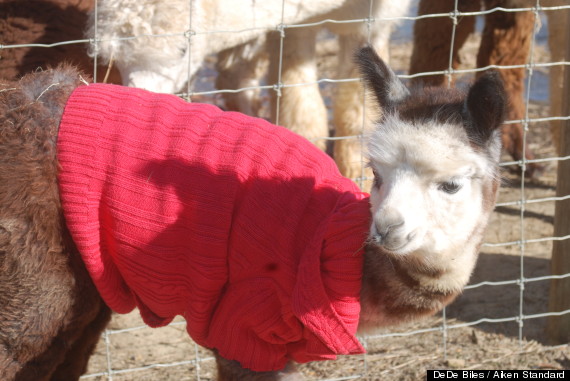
[0,0,121,83]
[0,47,505,380]
[409,0,541,177]
[86,0,411,183]
[544,0,569,155]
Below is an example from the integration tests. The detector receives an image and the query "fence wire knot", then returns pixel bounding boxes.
[449,10,459,25]
[272,82,284,97]
[89,38,100,53]
[276,23,286,38]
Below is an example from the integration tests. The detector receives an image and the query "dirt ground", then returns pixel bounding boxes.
[81,24,569,381]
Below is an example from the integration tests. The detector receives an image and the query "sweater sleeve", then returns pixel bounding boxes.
[205,193,370,372]
[205,279,301,371]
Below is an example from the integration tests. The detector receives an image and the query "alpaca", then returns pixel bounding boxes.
[85,0,411,182]
[0,65,112,380]
[0,47,505,380]
[543,0,569,156]
[409,0,540,177]
[0,0,121,83]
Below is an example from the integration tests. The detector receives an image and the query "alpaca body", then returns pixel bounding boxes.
[1,47,505,380]
[409,0,541,176]
[544,0,569,155]
[0,0,121,83]
[87,0,406,93]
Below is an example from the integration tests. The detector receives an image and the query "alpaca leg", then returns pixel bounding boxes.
[331,33,371,184]
[0,195,73,381]
[50,280,112,380]
[0,232,82,380]
[332,17,403,187]
[215,352,304,381]
[268,28,328,151]
[545,0,569,155]
[478,0,539,176]
[0,223,108,381]
[331,0,413,186]
[216,40,267,116]
[409,0,478,86]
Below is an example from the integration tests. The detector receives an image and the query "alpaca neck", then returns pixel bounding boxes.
[357,242,478,333]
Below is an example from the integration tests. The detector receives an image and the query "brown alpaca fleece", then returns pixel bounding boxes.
[0,66,111,380]
[545,0,569,156]
[409,0,479,86]
[0,0,121,83]
[409,0,540,177]
[478,0,536,173]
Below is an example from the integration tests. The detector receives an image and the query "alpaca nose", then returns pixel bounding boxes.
[373,219,404,244]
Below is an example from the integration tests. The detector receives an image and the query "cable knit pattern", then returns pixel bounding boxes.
[57,83,371,371]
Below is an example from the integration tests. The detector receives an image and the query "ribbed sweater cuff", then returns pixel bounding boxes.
[57,84,136,313]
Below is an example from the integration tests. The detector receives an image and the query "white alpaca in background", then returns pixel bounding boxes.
[86,0,411,182]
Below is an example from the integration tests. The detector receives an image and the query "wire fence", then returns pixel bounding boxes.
[1,0,569,379]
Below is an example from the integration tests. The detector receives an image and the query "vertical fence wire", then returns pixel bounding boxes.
[103,330,113,381]
[194,343,202,381]
[517,1,533,347]
[91,0,98,83]
[185,0,195,102]
[440,0,462,363]
[357,0,375,191]
[273,0,287,127]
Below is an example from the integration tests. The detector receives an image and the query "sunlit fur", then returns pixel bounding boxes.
[367,115,499,292]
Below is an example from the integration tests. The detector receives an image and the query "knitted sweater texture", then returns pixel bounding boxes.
[57,83,371,371]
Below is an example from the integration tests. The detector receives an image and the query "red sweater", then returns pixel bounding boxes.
[57,83,371,371]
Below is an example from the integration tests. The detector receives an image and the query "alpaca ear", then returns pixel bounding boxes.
[464,70,506,144]
[355,46,409,111]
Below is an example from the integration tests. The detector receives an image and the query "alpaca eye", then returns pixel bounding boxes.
[372,169,383,188]
[439,181,461,194]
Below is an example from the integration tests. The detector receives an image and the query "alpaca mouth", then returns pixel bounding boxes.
[369,229,417,255]
[381,241,411,255]
[369,235,408,253]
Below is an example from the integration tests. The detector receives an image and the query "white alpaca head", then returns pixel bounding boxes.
[357,47,505,289]
[119,62,189,94]
[87,0,191,93]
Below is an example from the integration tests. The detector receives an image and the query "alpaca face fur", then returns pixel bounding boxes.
[368,116,497,284]
[0,48,505,380]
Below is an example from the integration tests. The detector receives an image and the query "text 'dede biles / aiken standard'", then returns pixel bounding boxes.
[427,370,568,380]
